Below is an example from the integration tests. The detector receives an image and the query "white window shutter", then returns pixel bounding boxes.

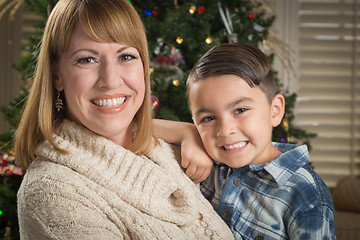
[296,0,359,188]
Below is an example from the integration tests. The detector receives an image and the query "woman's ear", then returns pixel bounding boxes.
[52,63,63,91]
[271,94,285,127]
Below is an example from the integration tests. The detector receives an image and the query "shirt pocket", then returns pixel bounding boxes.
[232,215,289,240]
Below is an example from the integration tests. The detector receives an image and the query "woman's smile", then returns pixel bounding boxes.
[91,96,126,108]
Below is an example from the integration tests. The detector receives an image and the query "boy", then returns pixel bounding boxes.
[156,43,336,240]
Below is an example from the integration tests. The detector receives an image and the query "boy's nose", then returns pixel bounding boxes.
[217,118,236,137]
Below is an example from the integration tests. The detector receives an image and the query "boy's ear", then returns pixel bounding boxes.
[271,94,285,127]
[52,63,63,91]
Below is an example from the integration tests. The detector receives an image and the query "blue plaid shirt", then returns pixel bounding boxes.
[200,143,336,240]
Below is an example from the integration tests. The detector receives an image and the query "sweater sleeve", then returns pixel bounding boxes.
[17,164,126,240]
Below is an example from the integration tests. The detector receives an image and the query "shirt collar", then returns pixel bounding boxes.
[214,143,310,187]
[261,142,310,186]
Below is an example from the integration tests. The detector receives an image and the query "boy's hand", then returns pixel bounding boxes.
[153,119,213,183]
[180,125,213,184]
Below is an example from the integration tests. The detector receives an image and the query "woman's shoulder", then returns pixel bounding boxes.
[18,158,89,203]
[17,159,125,239]
[18,157,107,218]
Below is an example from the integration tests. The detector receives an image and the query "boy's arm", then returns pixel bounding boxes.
[153,119,213,184]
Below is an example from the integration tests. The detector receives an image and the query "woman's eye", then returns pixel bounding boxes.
[119,54,137,62]
[201,116,215,123]
[77,57,95,64]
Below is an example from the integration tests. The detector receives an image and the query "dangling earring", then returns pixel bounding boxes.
[55,90,63,112]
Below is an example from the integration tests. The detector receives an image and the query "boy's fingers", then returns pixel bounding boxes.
[181,156,190,169]
[190,169,203,181]
[192,167,212,184]
[184,164,197,178]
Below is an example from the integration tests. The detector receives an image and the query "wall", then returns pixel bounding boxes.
[0,7,23,134]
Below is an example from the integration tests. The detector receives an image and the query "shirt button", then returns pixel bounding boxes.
[233,178,241,185]
[255,235,263,240]
[221,210,228,218]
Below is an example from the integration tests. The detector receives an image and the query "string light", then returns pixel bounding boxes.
[0,210,2,216]
[198,6,205,14]
[173,80,179,86]
[249,13,254,18]
[176,37,183,44]
[282,119,291,142]
[144,9,152,16]
[152,10,158,17]
[189,5,196,14]
[205,36,213,44]
[151,95,159,111]
[149,67,154,74]
[152,101,158,109]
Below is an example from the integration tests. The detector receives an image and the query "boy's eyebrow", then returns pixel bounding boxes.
[227,97,253,109]
[194,108,212,117]
[194,97,254,117]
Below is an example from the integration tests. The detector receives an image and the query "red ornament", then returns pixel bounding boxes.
[154,55,175,65]
[198,6,205,14]
[1,154,7,167]
[249,13,254,18]
[0,152,24,176]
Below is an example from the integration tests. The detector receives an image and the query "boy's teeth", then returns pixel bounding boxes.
[92,97,125,108]
[224,141,246,150]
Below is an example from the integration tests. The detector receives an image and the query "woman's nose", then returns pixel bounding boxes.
[98,60,124,89]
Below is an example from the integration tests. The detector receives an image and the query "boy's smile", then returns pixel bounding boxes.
[189,74,284,168]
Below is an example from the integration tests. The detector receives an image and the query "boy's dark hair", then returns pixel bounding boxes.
[187,43,279,103]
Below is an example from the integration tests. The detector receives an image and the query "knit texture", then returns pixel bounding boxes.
[17,120,234,240]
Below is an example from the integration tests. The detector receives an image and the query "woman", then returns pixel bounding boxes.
[15,0,234,239]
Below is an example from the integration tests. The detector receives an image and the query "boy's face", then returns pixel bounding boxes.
[189,74,284,168]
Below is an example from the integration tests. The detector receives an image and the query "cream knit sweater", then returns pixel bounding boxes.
[17,120,234,240]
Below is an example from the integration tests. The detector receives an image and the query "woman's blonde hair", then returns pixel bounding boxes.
[15,0,156,169]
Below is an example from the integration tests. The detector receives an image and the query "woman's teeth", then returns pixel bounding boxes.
[223,141,246,150]
[92,97,125,108]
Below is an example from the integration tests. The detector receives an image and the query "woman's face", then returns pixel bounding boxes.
[54,22,145,148]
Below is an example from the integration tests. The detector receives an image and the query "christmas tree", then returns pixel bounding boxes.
[132,0,316,146]
[0,0,316,238]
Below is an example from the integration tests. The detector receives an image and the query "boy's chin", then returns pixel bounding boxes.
[226,162,247,168]
[215,158,247,168]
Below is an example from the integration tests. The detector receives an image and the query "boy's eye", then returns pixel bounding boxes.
[201,116,215,123]
[235,108,248,114]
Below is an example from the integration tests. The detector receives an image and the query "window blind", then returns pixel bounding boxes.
[296,0,359,188]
